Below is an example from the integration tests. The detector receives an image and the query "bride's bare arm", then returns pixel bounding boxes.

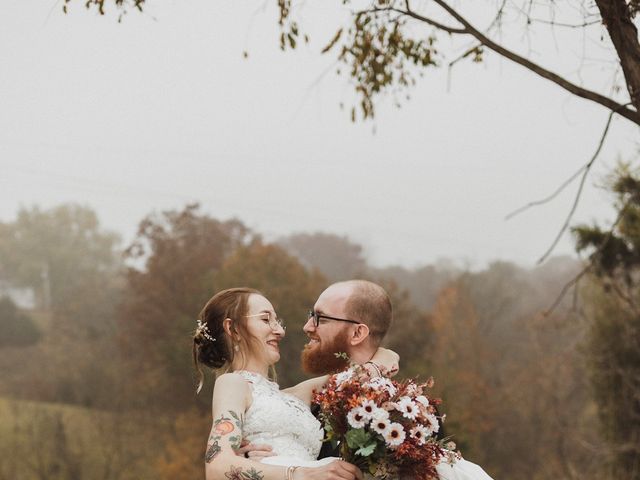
[206,373,362,480]
[205,373,288,480]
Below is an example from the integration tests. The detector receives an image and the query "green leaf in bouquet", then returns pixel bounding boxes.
[355,442,377,457]
[346,428,373,449]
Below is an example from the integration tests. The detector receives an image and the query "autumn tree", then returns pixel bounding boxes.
[0,205,124,407]
[118,204,251,410]
[428,260,594,479]
[212,240,327,388]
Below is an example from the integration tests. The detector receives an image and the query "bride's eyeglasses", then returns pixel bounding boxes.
[245,313,286,332]
[307,310,361,328]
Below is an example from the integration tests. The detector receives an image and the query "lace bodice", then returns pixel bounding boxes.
[237,371,324,461]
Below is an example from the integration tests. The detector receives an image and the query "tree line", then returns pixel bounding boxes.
[0,176,639,478]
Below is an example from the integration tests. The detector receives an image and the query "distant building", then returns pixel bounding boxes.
[0,280,36,310]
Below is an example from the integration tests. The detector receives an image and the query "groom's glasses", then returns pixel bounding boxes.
[245,313,286,332]
[307,310,361,328]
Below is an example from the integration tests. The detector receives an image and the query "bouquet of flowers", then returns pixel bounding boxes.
[313,362,455,480]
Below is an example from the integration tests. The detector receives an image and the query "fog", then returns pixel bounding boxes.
[1,0,637,268]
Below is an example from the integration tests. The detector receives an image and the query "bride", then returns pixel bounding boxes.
[193,287,493,480]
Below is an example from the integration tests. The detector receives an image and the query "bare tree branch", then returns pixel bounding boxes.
[544,264,591,316]
[536,104,627,264]
[527,18,602,29]
[504,165,586,220]
[544,198,630,316]
[427,0,640,125]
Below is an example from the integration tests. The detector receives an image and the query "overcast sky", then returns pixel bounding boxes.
[1,0,638,269]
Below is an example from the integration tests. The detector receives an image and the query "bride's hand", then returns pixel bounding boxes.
[369,347,400,377]
[234,440,275,460]
[295,460,363,480]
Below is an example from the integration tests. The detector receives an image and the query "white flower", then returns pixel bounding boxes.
[396,397,419,420]
[415,395,429,407]
[371,417,391,436]
[383,422,406,447]
[347,407,368,429]
[370,406,389,421]
[335,369,354,386]
[360,399,377,419]
[425,414,440,434]
[409,425,431,445]
[366,377,397,396]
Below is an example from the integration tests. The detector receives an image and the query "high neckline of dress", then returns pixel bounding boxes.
[236,370,276,385]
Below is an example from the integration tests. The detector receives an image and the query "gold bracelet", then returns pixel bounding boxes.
[285,466,299,480]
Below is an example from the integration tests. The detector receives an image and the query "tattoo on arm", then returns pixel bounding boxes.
[205,410,245,463]
[205,441,221,463]
[224,466,265,480]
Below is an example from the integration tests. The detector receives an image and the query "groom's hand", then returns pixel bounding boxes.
[235,440,274,460]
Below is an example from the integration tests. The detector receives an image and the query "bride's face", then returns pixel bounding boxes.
[243,294,285,366]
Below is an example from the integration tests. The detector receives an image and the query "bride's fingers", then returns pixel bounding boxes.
[234,443,273,457]
[247,450,276,459]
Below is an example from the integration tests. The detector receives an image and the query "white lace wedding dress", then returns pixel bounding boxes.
[237,371,494,479]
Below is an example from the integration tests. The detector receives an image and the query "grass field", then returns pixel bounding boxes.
[0,396,163,480]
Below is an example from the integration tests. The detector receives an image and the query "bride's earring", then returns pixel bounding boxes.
[234,344,240,352]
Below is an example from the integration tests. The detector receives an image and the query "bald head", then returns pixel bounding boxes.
[333,280,392,346]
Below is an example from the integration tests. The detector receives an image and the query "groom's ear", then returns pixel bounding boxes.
[349,323,370,346]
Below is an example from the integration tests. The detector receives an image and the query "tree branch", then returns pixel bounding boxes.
[536,104,623,264]
[392,2,467,34]
[544,199,630,316]
[428,0,640,125]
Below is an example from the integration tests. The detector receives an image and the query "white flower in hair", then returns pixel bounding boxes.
[196,319,215,342]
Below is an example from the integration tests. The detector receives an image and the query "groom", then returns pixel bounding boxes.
[303,279,394,459]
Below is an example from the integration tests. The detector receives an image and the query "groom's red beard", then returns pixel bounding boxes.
[301,328,351,375]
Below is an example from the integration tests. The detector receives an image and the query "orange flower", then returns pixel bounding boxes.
[214,420,235,435]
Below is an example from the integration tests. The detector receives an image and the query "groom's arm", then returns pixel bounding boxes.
[283,375,330,405]
[368,347,400,377]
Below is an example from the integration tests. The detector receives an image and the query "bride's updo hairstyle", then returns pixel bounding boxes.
[192,287,262,393]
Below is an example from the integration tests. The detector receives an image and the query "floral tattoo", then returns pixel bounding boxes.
[205,410,244,463]
[225,466,264,480]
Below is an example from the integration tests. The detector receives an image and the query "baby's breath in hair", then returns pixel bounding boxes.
[196,319,215,342]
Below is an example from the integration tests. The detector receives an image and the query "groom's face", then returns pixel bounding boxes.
[301,284,353,375]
